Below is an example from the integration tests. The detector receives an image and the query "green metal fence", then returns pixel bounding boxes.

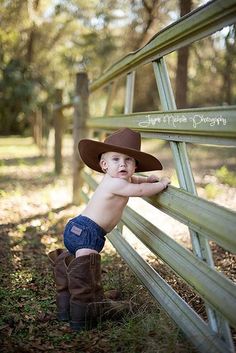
[75,1,236,352]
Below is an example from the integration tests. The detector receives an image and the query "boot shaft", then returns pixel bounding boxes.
[48,248,64,264]
[48,249,71,292]
[65,253,131,331]
[48,249,73,321]
[66,253,104,303]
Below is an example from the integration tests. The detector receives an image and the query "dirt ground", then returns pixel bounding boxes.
[0,136,235,352]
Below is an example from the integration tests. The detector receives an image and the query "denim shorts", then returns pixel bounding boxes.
[63,215,106,255]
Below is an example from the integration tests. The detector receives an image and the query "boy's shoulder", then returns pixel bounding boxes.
[101,175,129,189]
[105,174,129,183]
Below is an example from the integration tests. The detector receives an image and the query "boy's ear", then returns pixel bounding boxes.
[100,158,107,172]
[100,158,106,168]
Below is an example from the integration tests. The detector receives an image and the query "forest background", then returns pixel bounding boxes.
[0,0,235,136]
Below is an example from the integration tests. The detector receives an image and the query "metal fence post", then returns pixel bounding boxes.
[77,3,236,350]
[152,57,234,350]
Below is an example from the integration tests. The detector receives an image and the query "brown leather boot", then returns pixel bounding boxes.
[65,253,130,331]
[48,249,74,321]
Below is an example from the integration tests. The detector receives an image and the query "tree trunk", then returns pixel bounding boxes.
[222,25,236,105]
[26,0,40,64]
[175,0,192,108]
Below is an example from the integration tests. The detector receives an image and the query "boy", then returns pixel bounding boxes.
[50,128,170,331]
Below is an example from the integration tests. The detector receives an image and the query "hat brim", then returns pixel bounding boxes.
[78,139,163,173]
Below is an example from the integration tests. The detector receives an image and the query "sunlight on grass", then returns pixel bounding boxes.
[216,166,236,187]
[0,189,7,197]
[41,234,58,246]
[0,136,40,159]
[204,183,221,199]
[11,270,33,286]
[40,179,72,208]
[16,224,27,235]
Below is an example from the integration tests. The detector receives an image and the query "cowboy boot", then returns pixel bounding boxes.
[48,249,74,321]
[65,253,130,331]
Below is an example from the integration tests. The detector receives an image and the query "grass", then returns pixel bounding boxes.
[216,166,236,187]
[0,136,40,159]
[204,183,221,199]
[1,136,236,352]
[0,218,197,353]
[0,136,198,353]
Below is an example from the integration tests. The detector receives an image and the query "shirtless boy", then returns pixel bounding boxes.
[49,128,170,331]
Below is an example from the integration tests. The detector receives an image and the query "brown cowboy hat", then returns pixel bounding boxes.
[78,128,162,173]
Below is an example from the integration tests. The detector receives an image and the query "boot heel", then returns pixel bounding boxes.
[69,301,98,331]
[70,318,97,331]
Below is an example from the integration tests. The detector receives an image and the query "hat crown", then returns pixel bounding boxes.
[78,127,162,173]
[104,128,141,151]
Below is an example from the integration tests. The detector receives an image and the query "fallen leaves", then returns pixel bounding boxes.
[1,145,235,353]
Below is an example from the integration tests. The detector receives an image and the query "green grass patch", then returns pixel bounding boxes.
[216,166,236,187]
[204,183,221,199]
[0,136,40,159]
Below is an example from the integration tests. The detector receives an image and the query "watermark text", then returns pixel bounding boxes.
[138,114,227,128]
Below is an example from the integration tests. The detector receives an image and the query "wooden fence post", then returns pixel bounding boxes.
[73,72,89,204]
[33,108,43,151]
[54,89,64,175]
[31,111,37,144]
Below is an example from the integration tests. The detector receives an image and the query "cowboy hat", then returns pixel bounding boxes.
[78,128,162,173]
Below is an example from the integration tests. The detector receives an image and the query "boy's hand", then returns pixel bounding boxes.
[159,177,171,189]
[147,175,159,183]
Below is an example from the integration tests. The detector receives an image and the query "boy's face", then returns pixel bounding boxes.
[100,152,136,180]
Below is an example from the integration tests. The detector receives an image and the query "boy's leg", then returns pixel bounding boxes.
[75,248,98,257]
[48,249,74,321]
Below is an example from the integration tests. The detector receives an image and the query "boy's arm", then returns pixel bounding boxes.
[131,174,159,184]
[110,177,170,197]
